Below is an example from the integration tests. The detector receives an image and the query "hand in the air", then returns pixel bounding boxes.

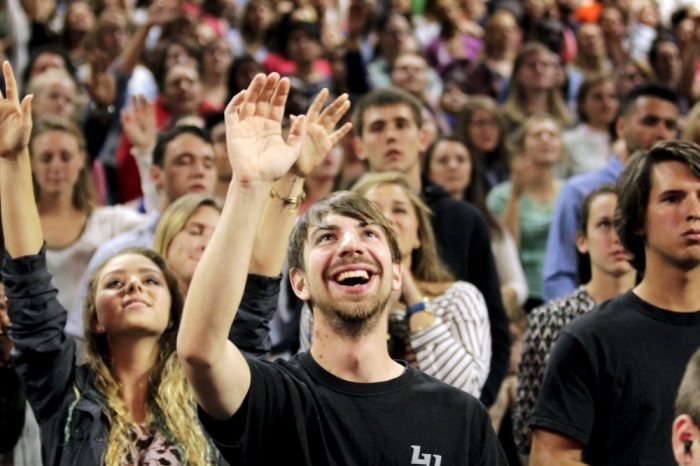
[121,95,157,151]
[293,89,353,178]
[225,73,307,185]
[0,61,33,160]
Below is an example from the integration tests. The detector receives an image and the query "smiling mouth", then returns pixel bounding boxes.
[335,270,372,286]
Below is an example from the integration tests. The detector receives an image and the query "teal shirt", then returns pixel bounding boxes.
[487,182,558,300]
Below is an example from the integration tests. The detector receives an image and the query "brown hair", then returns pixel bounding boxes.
[575,73,619,124]
[514,112,563,154]
[30,115,96,215]
[351,172,454,283]
[503,42,574,128]
[287,191,402,272]
[614,141,700,271]
[454,95,512,172]
[576,184,618,284]
[352,87,424,138]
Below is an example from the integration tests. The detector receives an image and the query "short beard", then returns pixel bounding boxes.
[311,291,391,341]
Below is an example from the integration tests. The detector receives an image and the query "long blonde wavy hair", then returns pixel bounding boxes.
[80,247,210,465]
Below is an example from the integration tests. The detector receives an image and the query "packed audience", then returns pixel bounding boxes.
[0,0,699,464]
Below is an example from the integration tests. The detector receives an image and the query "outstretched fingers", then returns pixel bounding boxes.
[317,93,350,131]
[239,74,267,120]
[267,77,290,123]
[306,88,329,122]
[2,61,18,104]
[327,122,353,146]
[286,114,307,154]
[225,90,247,127]
[253,74,279,118]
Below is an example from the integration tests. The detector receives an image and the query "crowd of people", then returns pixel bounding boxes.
[0,0,700,464]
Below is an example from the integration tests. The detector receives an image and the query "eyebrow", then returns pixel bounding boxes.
[102,267,163,277]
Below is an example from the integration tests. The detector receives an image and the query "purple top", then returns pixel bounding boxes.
[424,34,484,76]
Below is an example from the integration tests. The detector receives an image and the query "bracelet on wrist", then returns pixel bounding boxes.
[270,188,306,215]
[405,300,433,319]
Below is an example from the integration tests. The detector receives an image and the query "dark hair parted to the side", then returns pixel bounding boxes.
[614,141,700,271]
[352,88,424,138]
[287,191,402,272]
[152,125,212,168]
[621,82,679,117]
[676,347,700,426]
[576,184,618,284]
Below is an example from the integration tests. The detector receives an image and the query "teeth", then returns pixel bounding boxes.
[337,270,370,283]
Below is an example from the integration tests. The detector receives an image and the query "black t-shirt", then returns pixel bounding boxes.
[199,351,508,465]
[529,291,700,465]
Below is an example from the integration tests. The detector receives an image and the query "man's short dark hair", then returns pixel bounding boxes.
[152,125,212,168]
[621,82,678,117]
[614,141,700,271]
[351,88,424,138]
[676,347,700,426]
[204,111,225,134]
[287,191,402,272]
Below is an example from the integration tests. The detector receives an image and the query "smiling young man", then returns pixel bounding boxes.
[178,74,507,465]
[529,141,700,465]
[351,87,510,408]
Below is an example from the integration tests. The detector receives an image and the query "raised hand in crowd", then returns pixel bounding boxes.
[86,51,116,111]
[294,88,352,178]
[120,94,157,151]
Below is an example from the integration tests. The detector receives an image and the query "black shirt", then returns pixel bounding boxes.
[529,291,700,465]
[199,351,508,465]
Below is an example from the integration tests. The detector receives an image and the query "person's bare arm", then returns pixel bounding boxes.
[0,61,42,259]
[530,428,587,466]
[177,74,306,420]
[249,90,352,277]
[118,0,182,75]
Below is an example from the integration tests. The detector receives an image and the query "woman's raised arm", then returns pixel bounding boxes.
[0,61,41,258]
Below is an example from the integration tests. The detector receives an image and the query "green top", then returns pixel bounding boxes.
[486,181,559,300]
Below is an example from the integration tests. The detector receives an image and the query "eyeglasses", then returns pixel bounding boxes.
[470,119,499,128]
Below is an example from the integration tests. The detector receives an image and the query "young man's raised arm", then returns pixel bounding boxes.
[177,74,307,420]
[177,75,352,421]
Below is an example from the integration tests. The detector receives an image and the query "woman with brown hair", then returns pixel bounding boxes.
[502,42,574,135]
[454,96,512,193]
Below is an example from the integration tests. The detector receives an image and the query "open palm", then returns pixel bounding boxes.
[226,74,306,184]
[294,89,353,178]
[0,61,32,160]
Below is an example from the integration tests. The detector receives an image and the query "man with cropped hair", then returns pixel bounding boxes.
[530,141,700,465]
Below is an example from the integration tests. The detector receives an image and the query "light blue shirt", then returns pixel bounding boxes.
[542,156,623,302]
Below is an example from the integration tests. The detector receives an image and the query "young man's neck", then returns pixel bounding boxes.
[634,259,700,312]
[310,314,404,383]
[585,270,636,303]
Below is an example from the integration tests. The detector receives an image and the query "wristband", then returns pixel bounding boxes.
[405,301,432,319]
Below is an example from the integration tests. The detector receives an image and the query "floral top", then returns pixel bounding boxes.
[124,424,181,466]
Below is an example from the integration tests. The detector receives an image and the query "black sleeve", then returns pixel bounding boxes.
[528,330,597,446]
[467,208,510,408]
[2,245,76,424]
[0,367,26,453]
[229,274,282,358]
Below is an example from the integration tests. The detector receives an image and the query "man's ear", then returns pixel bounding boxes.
[575,232,588,255]
[352,136,367,161]
[418,125,430,153]
[672,414,699,464]
[392,262,403,292]
[150,165,164,190]
[289,268,311,301]
[615,115,625,141]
